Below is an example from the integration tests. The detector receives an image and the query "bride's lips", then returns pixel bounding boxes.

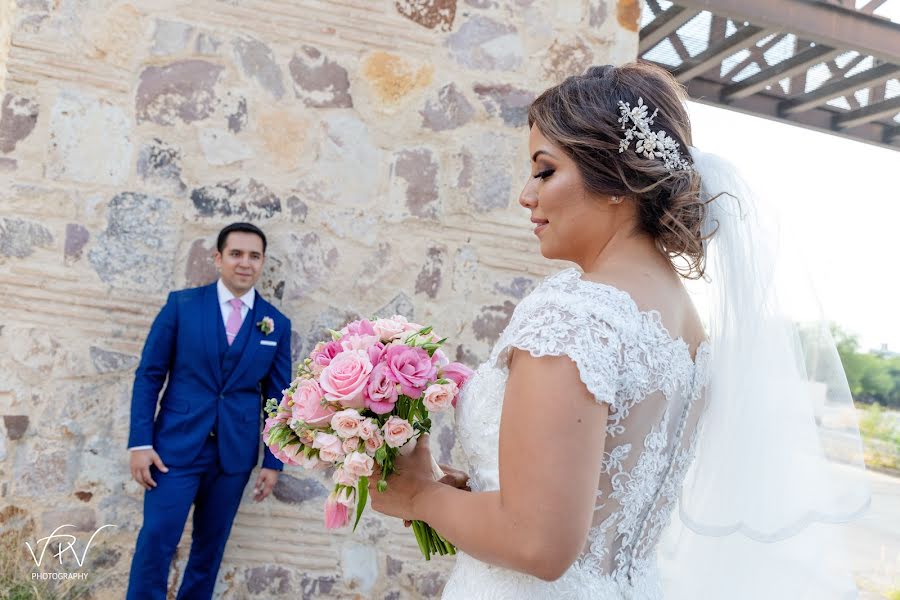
[531,218,549,235]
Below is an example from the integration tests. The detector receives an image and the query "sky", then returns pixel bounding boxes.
[687,101,899,352]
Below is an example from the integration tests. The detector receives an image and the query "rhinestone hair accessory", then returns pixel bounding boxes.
[617,97,692,173]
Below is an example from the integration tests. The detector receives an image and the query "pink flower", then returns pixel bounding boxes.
[332,466,358,487]
[324,492,350,529]
[319,351,373,409]
[330,408,362,438]
[383,416,415,449]
[297,427,315,446]
[440,362,474,388]
[313,432,345,463]
[310,340,343,374]
[292,379,334,426]
[279,442,306,466]
[336,487,356,508]
[344,451,375,479]
[296,451,321,470]
[342,436,361,455]
[440,362,474,406]
[365,428,384,456]
[357,418,378,441]
[383,345,436,398]
[340,334,380,353]
[262,416,278,444]
[372,316,409,342]
[422,381,458,413]
[364,363,399,415]
[366,342,386,366]
[432,348,449,367]
[340,319,377,337]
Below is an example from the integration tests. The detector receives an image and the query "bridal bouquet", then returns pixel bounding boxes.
[263,315,472,560]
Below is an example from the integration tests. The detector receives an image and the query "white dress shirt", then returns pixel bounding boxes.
[129,280,257,452]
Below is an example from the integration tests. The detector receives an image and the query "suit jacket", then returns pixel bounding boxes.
[128,282,291,474]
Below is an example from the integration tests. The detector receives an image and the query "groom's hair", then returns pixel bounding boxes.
[216,222,267,254]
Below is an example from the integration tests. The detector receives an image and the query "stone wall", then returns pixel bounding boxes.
[0,1,636,597]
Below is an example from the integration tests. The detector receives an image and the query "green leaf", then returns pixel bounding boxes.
[353,476,369,532]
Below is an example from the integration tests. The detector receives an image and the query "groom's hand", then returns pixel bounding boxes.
[130,449,169,490]
[253,468,278,502]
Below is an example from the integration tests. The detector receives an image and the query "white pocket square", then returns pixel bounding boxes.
[260,340,277,346]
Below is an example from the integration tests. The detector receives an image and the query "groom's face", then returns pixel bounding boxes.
[214,231,265,295]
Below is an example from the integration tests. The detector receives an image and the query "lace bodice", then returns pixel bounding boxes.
[444,268,712,599]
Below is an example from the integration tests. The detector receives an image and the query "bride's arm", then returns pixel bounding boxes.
[373,349,608,581]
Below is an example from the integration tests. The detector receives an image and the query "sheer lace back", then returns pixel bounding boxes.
[451,268,712,597]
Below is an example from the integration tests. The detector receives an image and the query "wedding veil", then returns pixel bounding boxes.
[657,148,872,598]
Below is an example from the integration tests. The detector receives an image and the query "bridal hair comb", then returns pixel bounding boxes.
[617,97,693,173]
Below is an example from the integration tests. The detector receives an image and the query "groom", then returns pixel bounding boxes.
[126,222,291,599]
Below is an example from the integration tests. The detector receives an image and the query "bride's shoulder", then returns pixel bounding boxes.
[514,268,641,333]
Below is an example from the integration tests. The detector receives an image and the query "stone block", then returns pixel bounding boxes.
[395,0,456,31]
[88,192,176,292]
[233,37,285,99]
[47,91,132,185]
[421,83,475,131]
[136,60,224,125]
[289,46,352,109]
[190,179,282,220]
[447,16,523,71]
[0,217,53,258]
[271,473,328,505]
[0,93,39,153]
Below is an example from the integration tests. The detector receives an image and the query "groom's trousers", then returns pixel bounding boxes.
[126,435,251,600]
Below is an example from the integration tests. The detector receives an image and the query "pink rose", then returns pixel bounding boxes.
[324,492,350,529]
[292,379,334,426]
[364,363,399,415]
[372,316,409,342]
[340,319,377,337]
[344,451,375,478]
[297,427,315,446]
[332,466,358,487]
[330,408,362,438]
[341,436,361,455]
[440,362,474,388]
[310,340,343,374]
[422,381,458,413]
[357,418,378,441]
[383,416,415,449]
[313,432,345,463]
[383,345,436,398]
[319,351,373,409]
[279,442,306,467]
[366,342,386,366]
[440,362,474,406]
[364,428,384,456]
[340,334,380,353]
[295,452,321,470]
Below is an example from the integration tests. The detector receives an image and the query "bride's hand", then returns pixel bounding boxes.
[369,434,439,521]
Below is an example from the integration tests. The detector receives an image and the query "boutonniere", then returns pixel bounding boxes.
[257,316,275,335]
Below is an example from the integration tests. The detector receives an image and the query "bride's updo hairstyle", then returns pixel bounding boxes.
[528,61,709,279]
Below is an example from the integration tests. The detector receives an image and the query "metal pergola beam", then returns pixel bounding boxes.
[834,96,900,129]
[684,75,898,150]
[639,5,702,53]
[672,25,773,82]
[672,0,900,64]
[778,63,900,115]
[721,45,843,102]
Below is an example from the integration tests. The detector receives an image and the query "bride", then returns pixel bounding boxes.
[369,62,870,599]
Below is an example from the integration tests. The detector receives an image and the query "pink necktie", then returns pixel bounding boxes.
[225,298,244,346]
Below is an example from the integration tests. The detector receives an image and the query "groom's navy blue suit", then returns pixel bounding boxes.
[126,281,290,599]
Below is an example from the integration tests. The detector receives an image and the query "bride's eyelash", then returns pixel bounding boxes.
[534,168,554,180]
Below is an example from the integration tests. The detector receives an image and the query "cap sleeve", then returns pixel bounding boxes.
[490,291,623,407]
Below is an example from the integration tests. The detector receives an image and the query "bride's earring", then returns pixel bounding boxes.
[610,195,622,204]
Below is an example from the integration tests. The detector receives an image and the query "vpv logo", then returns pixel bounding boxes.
[24,523,116,581]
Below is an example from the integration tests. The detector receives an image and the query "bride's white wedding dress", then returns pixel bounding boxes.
[442,268,711,600]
